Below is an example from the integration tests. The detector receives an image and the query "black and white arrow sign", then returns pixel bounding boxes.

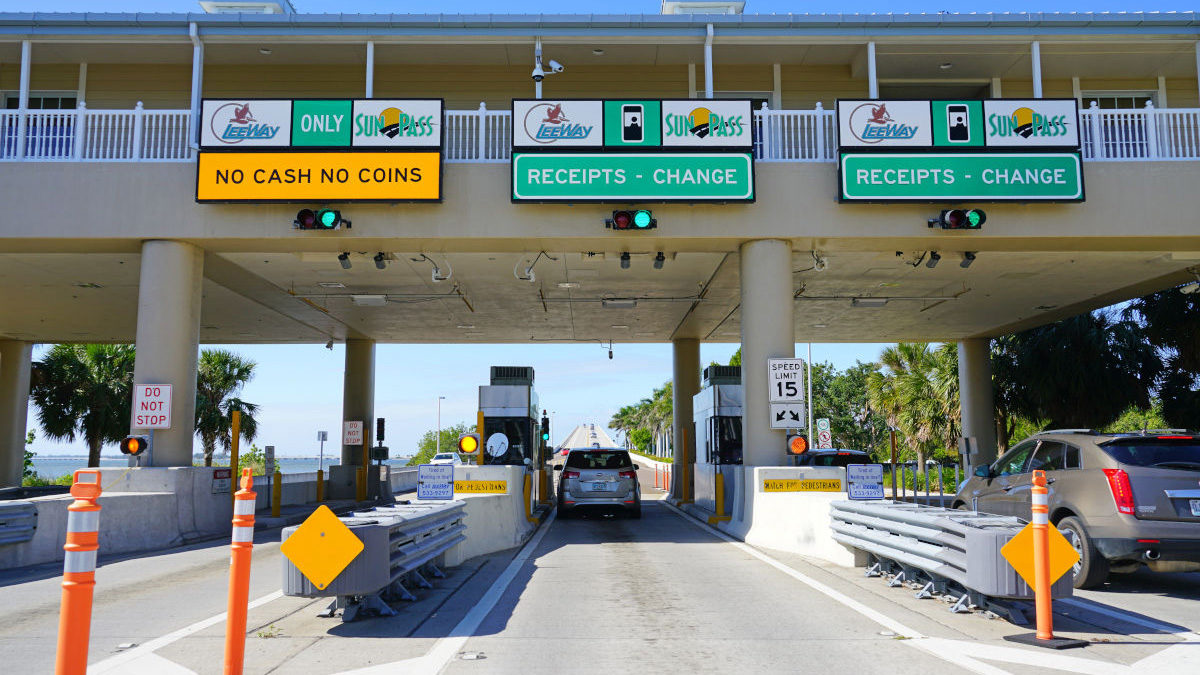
[769,402,807,430]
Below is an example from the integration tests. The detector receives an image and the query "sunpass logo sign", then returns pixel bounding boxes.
[512,100,603,148]
[837,100,932,148]
[201,100,291,148]
[352,100,442,148]
[983,99,1079,148]
[661,100,752,148]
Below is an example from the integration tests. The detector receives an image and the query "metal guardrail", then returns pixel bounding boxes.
[830,500,1073,624]
[282,501,466,622]
[0,500,37,545]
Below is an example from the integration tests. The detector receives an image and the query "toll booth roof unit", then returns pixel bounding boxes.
[490,366,534,386]
[479,384,538,418]
[694,383,743,418]
[703,365,741,387]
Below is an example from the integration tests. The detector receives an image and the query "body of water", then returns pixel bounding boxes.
[29,455,414,480]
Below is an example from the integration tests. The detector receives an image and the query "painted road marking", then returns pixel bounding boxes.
[87,591,284,674]
[334,510,557,675]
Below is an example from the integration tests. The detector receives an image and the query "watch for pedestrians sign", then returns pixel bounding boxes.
[342,420,363,446]
[132,384,172,429]
[768,358,806,402]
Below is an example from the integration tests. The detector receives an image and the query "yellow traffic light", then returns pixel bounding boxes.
[457,433,480,454]
[121,435,149,456]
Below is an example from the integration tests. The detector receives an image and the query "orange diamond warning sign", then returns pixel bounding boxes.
[280,505,364,590]
[1000,522,1080,588]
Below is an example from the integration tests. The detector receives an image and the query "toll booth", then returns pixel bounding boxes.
[693,365,742,513]
[479,366,541,466]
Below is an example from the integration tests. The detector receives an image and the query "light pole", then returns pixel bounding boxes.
[436,396,446,455]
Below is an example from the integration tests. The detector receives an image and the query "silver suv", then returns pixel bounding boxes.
[554,448,641,519]
[954,430,1200,588]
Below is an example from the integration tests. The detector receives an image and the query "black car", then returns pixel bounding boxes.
[794,449,870,467]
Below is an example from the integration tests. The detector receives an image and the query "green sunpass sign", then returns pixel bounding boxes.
[839,152,1083,202]
[513,152,754,202]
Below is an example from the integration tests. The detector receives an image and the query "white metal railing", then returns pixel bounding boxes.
[3,102,1200,163]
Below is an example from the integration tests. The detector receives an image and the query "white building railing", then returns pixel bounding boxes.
[2,102,1198,163]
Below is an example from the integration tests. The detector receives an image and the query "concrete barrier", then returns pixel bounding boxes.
[443,465,535,566]
[716,465,862,567]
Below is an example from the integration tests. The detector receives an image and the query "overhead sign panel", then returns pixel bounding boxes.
[512,100,603,148]
[983,99,1080,148]
[661,100,752,148]
[837,100,933,148]
[603,100,663,148]
[512,152,754,202]
[839,152,1083,202]
[196,151,441,202]
[199,98,444,150]
[201,99,292,149]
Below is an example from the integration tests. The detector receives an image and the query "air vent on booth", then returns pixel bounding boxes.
[490,366,535,386]
[703,365,741,387]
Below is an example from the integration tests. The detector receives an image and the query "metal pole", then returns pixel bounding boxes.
[365,41,374,98]
[534,37,542,100]
[436,396,445,455]
[889,428,897,499]
[704,24,714,98]
[807,343,814,445]
[1031,41,1043,98]
[867,41,878,99]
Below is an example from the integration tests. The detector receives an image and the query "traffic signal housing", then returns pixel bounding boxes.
[294,208,351,230]
[457,432,480,455]
[929,209,985,230]
[540,414,550,443]
[606,209,656,231]
[786,434,808,455]
[121,435,149,456]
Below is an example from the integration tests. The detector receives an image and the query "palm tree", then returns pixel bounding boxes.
[30,344,136,467]
[866,343,960,466]
[194,349,259,466]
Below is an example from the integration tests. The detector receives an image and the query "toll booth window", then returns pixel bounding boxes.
[565,451,633,469]
[483,417,531,465]
[714,416,742,465]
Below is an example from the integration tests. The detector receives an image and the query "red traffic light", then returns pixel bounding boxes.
[121,435,149,456]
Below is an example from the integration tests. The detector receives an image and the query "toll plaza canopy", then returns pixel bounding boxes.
[1,7,1200,479]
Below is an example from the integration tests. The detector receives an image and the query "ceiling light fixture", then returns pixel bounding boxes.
[960,251,977,269]
[926,251,942,269]
[620,252,631,270]
[593,48,605,56]
[602,298,637,309]
[456,324,476,329]
[373,252,387,270]
[851,298,889,308]
[259,47,272,55]
[338,252,351,270]
[611,324,629,329]
[1179,268,1200,294]
[939,62,952,70]
[557,282,580,289]
[653,252,666,270]
[351,294,388,306]
[318,281,346,289]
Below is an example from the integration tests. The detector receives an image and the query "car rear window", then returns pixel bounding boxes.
[805,453,866,467]
[565,450,632,469]
[1101,438,1200,470]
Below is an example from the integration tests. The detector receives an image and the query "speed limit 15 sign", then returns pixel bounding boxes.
[767,358,806,403]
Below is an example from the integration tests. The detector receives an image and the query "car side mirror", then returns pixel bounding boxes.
[553,465,563,472]
[974,465,992,478]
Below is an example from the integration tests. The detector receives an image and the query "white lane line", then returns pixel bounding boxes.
[1060,597,1200,641]
[1059,597,1200,672]
[917,638,1133,675]
[334,511,558,675]
[88,590,284,674]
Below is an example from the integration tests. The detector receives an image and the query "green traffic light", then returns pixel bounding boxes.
[318,210,338,228]
[633,210,653,228]
[966,211,981,227]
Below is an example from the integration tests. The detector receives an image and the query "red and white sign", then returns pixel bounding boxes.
[132,384,172,429]
[343,420,364,446]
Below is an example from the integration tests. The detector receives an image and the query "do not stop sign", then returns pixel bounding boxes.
[133,384,173,429]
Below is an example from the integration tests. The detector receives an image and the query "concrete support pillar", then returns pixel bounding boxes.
[671,338,700,499]
[130,240,203,467]
[341,339,375,465]
[0,341,33,487]
[739,239,794,467]
[958,339,998,467]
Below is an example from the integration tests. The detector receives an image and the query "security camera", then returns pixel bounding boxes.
[548,60,564,73]
[531,64,545,81]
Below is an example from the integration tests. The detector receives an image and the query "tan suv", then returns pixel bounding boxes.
[953,430,1200,588]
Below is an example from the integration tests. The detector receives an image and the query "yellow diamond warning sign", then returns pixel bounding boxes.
[280,505,364,590]
[1000,522,1080,588]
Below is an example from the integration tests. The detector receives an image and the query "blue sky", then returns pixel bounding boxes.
[28,341,892,458]
[3,1,1198,13]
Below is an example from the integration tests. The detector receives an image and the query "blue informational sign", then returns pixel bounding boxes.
[417,464,454,500]
[846,464,885,500]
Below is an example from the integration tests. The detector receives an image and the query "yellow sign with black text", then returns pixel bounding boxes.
[196,151,441,202]
[761,478,843,493]
[454,480,508,494]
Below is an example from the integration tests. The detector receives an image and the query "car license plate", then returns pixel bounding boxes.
[590,481,611,492]
[1190,499,1200,517]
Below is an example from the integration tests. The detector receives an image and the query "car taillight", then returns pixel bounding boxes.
[563,470,580,479]
[619,470,637,479]
[1102,468,1136,515]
